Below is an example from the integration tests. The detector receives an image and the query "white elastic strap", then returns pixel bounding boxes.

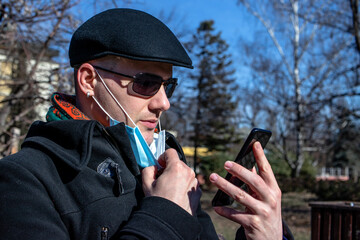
[94,68,136,127]
[158,119,162,132]
[92,96,114,119]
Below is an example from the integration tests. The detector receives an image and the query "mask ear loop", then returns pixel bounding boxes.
[92,96,114,119]
[94,68,137,127]
[158,119,162,132]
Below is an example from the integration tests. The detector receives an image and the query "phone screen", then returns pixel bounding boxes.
[212,128,272,207]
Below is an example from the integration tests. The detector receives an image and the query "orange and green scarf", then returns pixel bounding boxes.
[46,93,90,122]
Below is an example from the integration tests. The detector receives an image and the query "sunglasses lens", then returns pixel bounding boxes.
[165,83,176,98]
[132,73,162,96]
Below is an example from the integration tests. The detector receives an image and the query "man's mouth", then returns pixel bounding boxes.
[139,119,158,129]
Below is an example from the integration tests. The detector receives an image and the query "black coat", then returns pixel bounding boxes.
[0,120,218,240]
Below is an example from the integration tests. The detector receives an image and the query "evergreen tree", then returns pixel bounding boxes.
[331,119,360,172]
[186,20,239,172]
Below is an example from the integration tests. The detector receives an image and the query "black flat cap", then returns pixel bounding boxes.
[69,8,193,68]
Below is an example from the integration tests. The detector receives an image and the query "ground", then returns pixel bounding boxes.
[201,189,314,240]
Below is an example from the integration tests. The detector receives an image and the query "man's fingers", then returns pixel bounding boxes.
[142,166,157,195]
[146,148,199,216]
[158,148,179,167]
[210,173,259,212]
[213,206,252,228]
[252,142,279,190]
[222,161,270,202]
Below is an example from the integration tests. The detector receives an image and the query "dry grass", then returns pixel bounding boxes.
[201,189,315,240]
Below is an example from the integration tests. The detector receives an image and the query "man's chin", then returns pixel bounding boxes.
[143,132,154,145]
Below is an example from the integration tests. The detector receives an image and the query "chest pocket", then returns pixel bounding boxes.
[97,158,124,195]
[96,157,137,196]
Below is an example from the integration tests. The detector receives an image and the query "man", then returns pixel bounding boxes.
[0,8,292,240]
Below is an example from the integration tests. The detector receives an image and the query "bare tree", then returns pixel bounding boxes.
[236,0,360,177]
[296,0,360,55]
[0,0,80,156]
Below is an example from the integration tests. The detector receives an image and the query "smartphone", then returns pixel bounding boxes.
[212,128,272,207]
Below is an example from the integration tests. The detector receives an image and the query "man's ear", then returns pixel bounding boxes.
[77,63,97,97]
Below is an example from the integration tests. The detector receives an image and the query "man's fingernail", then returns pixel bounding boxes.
[210,173,218,182]
[255,142,261,149]
[224,161,233,169]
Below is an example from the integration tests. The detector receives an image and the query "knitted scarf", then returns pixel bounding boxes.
[46,92,90,122]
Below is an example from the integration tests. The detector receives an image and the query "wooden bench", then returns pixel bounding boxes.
[309,201,360,240]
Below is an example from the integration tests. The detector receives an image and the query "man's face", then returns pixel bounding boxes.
[92,58,172,144]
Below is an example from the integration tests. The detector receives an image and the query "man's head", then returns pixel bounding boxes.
[68,8,192,144]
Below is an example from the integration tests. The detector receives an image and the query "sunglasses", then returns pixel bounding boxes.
[91,65,178,98]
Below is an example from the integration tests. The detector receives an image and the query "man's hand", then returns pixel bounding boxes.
[209,142,283,240]
[142,149,201,216]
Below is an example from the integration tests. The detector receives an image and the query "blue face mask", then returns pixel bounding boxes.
[109,118,164,169]
[94,69,166,169]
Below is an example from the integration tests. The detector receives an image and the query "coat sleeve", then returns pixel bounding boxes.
[0,160,70,240]
[116,196,203,239]
[196,202,219,239]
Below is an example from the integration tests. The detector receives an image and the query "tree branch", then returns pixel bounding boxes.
[350,0,360,54]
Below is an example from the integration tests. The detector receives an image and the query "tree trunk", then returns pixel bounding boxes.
[293,0,305,178]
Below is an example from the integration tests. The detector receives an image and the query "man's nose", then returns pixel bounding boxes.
[148,85,170,112]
